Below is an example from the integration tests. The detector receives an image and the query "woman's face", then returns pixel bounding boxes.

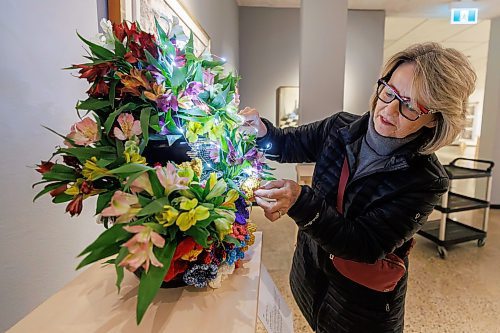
[373,63,436,138]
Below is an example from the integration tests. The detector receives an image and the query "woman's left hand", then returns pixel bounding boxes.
[254,179,302,222]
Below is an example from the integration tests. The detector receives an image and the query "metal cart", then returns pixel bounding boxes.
[417,158,495,259]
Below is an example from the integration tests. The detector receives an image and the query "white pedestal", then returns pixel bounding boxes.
[8,232,263,333]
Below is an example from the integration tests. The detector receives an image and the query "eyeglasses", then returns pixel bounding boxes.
[376,79,437,121]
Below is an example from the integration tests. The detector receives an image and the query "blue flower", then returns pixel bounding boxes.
[183,264,218,288]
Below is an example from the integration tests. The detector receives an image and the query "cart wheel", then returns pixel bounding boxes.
[437,246,448,259]
[477,238,486,247]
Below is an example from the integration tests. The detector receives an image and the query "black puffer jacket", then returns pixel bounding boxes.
[257,112,448,332]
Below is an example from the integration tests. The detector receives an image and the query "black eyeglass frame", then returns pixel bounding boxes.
[376,79,437,121]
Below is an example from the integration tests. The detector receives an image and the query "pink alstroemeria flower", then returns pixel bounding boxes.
[65,117,99,146]
[129,172,154,196]
[155,163,190,195]
[113,113,142,141]
[101,191,141,223]
[120,225,165,272]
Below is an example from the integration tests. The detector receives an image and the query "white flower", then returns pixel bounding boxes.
[208,263,235,289]
[92,19,115,51]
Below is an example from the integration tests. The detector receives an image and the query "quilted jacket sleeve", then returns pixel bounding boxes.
[287,176,449,263]
[256,113,340,163]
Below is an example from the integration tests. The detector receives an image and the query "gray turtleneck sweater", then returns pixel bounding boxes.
[352,112,420,181]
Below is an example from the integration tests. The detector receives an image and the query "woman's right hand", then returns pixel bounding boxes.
[238,107,267,138]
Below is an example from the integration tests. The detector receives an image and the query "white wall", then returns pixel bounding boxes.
[478,16,500,204]
[239,7,300,180]
[180,0,239,70]
[344,10,385,115]
[0,1,240,331]
[300,0,348,124]
[0,1,103,331]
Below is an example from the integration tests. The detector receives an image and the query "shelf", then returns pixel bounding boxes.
[435,192,489,213]
[417,218,485,246]
[444,165,492,179]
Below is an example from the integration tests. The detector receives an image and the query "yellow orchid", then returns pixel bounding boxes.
[179,197,199,211]
[124,140,147,164]
[155,205,179,226]
[176,204,210,231]
[185,121,204,143]
[214,208,236,239]
[203,119,225,141]
[82,157,109,180]
[221,189,239,209]
[206,178,227,200]
[177,166,195,183]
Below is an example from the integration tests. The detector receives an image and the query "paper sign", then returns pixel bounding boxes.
[258,265,294,333]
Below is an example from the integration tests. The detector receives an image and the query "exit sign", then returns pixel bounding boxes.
[451,8,478,24]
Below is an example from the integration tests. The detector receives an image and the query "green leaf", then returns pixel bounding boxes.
[59,146,116,164]
[104,102,137,134]
[96,191,115,214]
[42,167,78,182]
[139,107,152,152]
[224,235,242,247]
[76,244,122,270]
[155,17,168,45]
[77,32,115,60]
[76,98,111,110]
[108,163,153,175]
[185,32,194,54]
[52,193,73,203]
[33,182,67,202]
[194,63,203,82]
[114,39,126,57]
[171,66,186,88]
[109,80,118,108]
[137,197,170,217]
[114,246,129,293]
[137,194,153,207]
[185,226,210,247]
[136,242,176,324]
[78,224,131,257]
[211,85,230,109]
[149,170,164,198]
[202,59,226,68]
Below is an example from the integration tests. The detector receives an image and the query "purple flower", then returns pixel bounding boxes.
[174,48,186,67]
[203,69,215,86]
[207,144,220,163]
[146,65,165,84]
[226,141,243,165]
[236,197,249,219]
[157,93,178,112]
[243,148,258,161]
[185,81,203,97]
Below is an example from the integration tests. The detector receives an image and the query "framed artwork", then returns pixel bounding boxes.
[108,0,211,56]
[276,86,299,128]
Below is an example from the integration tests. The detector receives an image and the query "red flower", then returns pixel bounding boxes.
[124,51,137,64]
[87,79,109,97]
[124,22,140,42]
[36,161,54,174]
[113,22,126,42]
[139,32,158,58]
[50,184,68,197]
[66,194,83,217]
[73,62,114,83]
[163,237,202,282]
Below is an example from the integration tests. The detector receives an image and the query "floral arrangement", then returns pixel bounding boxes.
[33,17,272,324]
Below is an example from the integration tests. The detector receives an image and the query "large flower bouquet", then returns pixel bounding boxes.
[33,17,272,323]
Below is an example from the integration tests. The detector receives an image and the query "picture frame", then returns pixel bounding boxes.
[108,0,211,56]
[276,86,299,128]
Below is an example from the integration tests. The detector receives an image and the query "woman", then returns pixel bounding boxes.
[239,43,476,332]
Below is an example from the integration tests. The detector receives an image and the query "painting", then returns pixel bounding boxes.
[276,86,299,128]
[108,0,210,56]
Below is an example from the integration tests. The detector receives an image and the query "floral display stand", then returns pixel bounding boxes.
[8,232,262,333]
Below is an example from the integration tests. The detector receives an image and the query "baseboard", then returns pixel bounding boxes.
[491,204,500,210]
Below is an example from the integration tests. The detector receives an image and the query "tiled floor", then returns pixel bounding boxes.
[252,206,500,333]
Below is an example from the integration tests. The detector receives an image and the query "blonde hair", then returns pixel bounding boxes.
[370,42,477,154]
